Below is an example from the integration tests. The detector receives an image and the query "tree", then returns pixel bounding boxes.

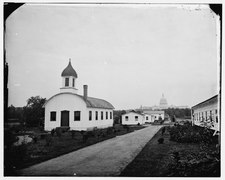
[113,110,126,124]
[7,105,24,120]
[7,105,16,119]
[23,96,46,127]
[165,108,191,120]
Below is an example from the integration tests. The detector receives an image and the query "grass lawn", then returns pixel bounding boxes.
[18,125,145,170]
[120,126,219,177]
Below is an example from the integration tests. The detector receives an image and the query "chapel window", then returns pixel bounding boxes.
[65,78,69,87]
[96,111,98,120]
[74,111,81,121]
[89,111,92,121]
[101,111,103,120]
[72,78,75,87]
[50,111,56,121]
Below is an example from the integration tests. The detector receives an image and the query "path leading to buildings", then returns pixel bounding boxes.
[19,125,162,176]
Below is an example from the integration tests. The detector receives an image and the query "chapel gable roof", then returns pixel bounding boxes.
[80,95,114,109]
[44,92,114,109]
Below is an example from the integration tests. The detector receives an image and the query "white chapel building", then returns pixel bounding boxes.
[44,60,114,131]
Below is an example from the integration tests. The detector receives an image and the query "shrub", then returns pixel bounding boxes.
[55,127,70,135]
[82,134,88,142]
[153,120,161,125]
[113,124,123,132]
[71,130,76,139]
[4,130,18,148]
[4,130,26,175]
[171,151,180,163]
[87,130,95,137]
[40,134,48,139]
[82,131,95,142]
[123,125,130,132]
[45,135,53,146]
[33,136,38,143]
[160,120,164,124]
[4,143,27,175]
[95,129,106,139]
[168,123,216,144]
[158,138,164,144]
[167,146,220,177]
[100,130,106,138]
[62,127,70,133]
[38,125,44,132]
[51,129,55,136]
[106,127,114,135]
[184,121,192,126]
[117,129,120,133]
[161,126,166,135]
[55,128,62,138]
[9,125,23,134]
[80,130,85,136]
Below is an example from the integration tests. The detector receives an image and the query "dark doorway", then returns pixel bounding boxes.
[61,110,69,127]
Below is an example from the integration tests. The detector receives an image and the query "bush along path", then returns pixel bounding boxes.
[120,123,220,177]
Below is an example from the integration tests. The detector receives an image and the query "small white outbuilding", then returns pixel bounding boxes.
[143,114,153,123]
[143,110,165,122]
[121,111,145,125]
[44,60,114,131]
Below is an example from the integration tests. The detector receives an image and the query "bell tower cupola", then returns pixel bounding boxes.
[60,59,78,94]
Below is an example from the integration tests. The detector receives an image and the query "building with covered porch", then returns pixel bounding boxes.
[191,95,219,132]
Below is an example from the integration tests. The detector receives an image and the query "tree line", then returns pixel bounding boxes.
[164,108,191,119]
[6,96,46,127]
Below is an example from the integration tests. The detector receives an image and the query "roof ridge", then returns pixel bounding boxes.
[86,96,109,102]
[44,92,114,109]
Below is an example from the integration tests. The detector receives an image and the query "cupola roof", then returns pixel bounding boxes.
[61,60,78,78]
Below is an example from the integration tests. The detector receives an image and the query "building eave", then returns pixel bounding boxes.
[191,95,218,109]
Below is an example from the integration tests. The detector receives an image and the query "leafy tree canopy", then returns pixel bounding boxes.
[24,96,46,127]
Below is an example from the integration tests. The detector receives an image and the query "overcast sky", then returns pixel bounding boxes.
[6,4,219,110]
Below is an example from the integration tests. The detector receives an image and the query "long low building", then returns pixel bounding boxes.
[191,95,220,132]
[121,110,163,125]
[143,110,165,121]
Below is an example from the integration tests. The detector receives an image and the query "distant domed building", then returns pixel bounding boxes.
[139,93,189,111]
[159,94,168,109]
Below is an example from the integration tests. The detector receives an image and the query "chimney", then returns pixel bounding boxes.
[83,85,88,101]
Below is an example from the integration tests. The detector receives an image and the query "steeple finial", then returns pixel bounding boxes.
[61,59,77,78]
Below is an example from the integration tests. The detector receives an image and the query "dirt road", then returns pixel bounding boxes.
[19,125,162,176]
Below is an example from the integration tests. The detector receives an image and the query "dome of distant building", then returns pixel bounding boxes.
[159,94,168,107]
[61,60,78,78]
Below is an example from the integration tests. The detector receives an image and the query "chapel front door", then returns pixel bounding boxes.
[61,110,69,127]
